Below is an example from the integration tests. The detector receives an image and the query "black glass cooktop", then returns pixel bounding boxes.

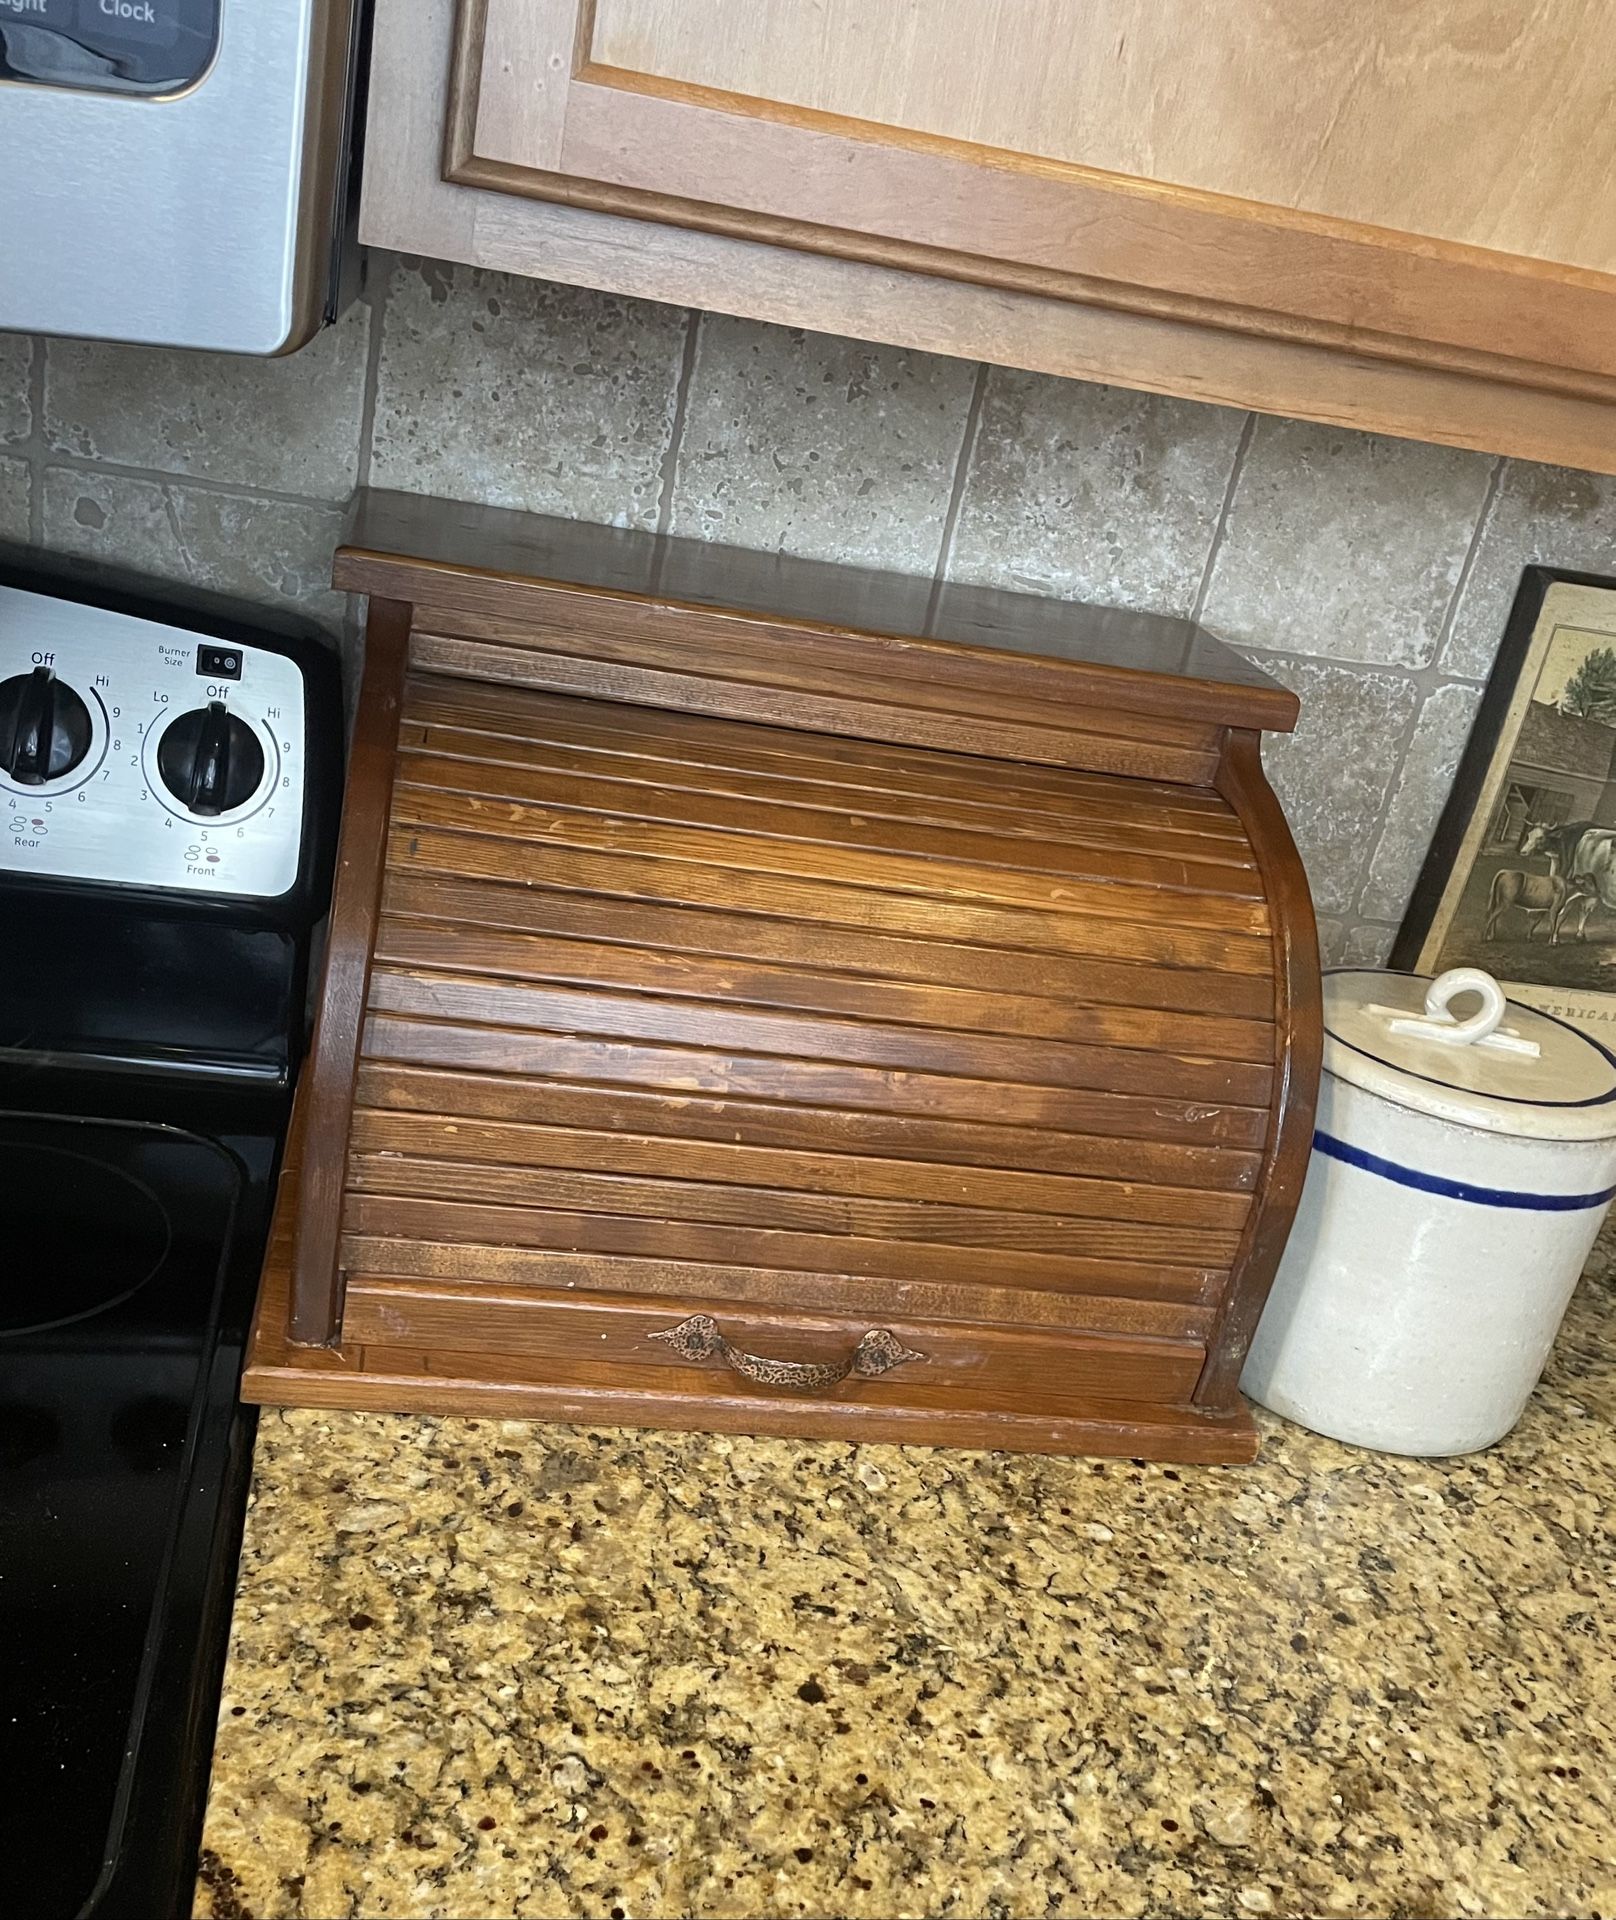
[0,1114,245,1920]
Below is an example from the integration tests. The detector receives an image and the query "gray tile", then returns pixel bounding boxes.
[948,372,1244,614]
[0,456,29,540]
[1442,462,1616,682]
[43,303,369,501]
[1316,918,1394,968]
[1,334,29,446]
[670,314,975,571]
[1339,922,1397,967]
[41,469,346,631]
[371,259,686,529]
[1200,418,1493,668]
[1358,681,1484,923]
[1314,917,1347,967]
[1255,655,1420,916]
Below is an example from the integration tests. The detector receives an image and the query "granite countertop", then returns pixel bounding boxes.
[196,1250,1616,1920]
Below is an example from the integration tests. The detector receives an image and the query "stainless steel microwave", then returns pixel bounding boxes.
[0,0,362,353]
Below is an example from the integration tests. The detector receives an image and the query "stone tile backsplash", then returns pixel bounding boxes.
[39,469,349,631]
[1441,463,1616,681]
[670,316,976,570]
[1358,681,1487,925]
[4,250,1614,953]
[0,335,28,448]
[1198,417,1496,670]
[369,259,687,528]
[948,370,1246,614]
[1250,655,1422,919]
[41,303,371,501]
[0,457,28,541]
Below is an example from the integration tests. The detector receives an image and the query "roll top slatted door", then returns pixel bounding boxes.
[245,491,1320,1462]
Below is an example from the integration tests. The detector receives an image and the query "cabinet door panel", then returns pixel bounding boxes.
[592,0,1616,269]
[450,0,1616,390]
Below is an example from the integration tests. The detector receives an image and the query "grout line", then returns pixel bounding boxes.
[25,337,46,546]
[353,256,389,495]
[1190,411,1255,626]
[37,449,349,514]
[1344,456,1507,924]
[1345,682,1430,926]
[155,478,199,578]
[654,308,702,546]
[924,360,989,627]
[1430,453,1506,681]
[1348,666,1490,928]
[341,256,392,678]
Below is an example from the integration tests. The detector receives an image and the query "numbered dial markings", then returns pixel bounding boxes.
[0,586,306,897]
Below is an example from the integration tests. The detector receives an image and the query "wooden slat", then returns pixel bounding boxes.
[389,778,1270,934]
[346,1152,1242,1265]
[402,701,1252,849]
[340,1196,1217,1301]
[388,826,1275,975]
[380,868,1274,1017]
[344,1262,1210,1339]
[404,676,1248,833]
[342,1251,1212,1341]
[348,1104,1254,1228]
[405,717,1251,864]
[341,1279,1208,1415]
[352,1063,1264,1194]
[361,1014,1269,1147]
[393,746,1267,896]
[365,967,1273,1108]
[373,913,1273,1062]
[414,602,1224,747]
[409,632,1223,784]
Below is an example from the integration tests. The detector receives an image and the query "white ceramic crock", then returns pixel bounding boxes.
[1241,966,1616,1456]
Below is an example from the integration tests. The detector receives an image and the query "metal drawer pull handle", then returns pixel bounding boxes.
[650,1313,923,1391]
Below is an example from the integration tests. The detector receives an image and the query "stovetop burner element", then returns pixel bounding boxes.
[0,1141,172,1336]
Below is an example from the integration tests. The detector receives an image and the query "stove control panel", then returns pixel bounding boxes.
[0,584,306,898]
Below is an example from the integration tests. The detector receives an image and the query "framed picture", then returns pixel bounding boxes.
[1394,567,1616,1041]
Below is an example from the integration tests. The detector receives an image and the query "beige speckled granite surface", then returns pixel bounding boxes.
[196,1254,1616,1920]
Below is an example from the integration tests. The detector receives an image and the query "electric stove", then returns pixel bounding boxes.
[0,558,340,1918]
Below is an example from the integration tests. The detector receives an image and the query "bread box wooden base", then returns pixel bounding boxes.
[245,494,1321,1462]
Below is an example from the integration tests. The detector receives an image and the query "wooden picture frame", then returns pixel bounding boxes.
[1394,567,1616,1041]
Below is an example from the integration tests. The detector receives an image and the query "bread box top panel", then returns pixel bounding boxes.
[334,490,1298,738]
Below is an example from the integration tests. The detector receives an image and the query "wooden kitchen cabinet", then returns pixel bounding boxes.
[363,0,1616,471]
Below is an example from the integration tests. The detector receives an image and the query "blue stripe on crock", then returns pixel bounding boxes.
[1312,1130,1616,1212]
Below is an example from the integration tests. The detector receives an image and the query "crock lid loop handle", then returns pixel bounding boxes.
[1369,967,1541,1059]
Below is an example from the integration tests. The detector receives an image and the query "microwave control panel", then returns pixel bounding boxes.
[0,0,220,96]
[0,584,307,898]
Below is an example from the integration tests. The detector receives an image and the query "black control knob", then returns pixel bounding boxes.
[0,667,94,785]
[155,702,265,816]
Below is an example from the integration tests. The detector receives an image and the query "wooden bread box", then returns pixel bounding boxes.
[245,492,1321,1462]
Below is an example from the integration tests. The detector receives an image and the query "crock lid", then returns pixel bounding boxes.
[1323,967,1616,1141]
